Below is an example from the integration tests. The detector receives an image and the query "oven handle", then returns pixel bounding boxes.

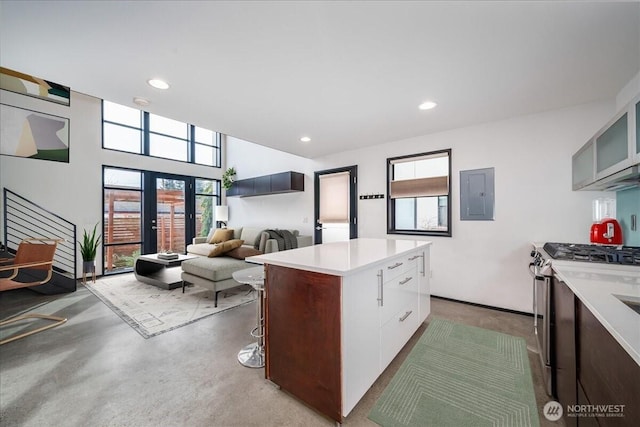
[543,276,551,365]
[533,275,538,329]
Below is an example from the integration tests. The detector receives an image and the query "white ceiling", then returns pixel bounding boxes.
[1,1,639,159]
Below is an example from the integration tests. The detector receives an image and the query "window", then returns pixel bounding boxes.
[387,149,451,237]
[102,100,221,167]
[195,178,219,237]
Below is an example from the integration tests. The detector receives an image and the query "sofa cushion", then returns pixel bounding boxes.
[181,256,248,282]
[208,239,244,257]
[227,246,263,260]
[187,243,216,257]
[209,228,234,244]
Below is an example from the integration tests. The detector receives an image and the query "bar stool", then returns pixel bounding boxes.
[232,266,265,368]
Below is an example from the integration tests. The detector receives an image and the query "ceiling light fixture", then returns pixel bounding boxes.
[418,101,437,110]
[133,96,150,107]
[300,136,311,143]
[147,78,170,90]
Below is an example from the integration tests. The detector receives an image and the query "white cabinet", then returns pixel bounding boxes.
[572,94,640,190]
[343,247,429,414]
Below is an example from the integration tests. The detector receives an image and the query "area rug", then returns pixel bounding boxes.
[369,318,539,427]
[84,273,255,339]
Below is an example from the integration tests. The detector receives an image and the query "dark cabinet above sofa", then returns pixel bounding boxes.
[227,171,304,197]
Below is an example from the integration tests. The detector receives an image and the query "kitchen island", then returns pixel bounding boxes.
[247,238,431,423]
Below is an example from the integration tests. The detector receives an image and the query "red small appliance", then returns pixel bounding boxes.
[590,219,623,245]
[590,198,623,245]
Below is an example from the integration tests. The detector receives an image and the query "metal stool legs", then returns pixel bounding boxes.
[238,285,265,368]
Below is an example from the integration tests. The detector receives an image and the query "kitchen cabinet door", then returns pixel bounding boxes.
[552,279,577,427]
[634,99,640,164]
[577,300,640,426]
[595,111,630,179]
[572,140,595,190]
[342,267,383,416]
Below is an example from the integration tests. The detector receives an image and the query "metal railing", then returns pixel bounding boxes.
[3,188,76,277]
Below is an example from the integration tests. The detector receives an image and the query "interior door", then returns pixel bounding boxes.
[314,166,358,244]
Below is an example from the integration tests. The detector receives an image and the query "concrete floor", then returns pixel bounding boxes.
[0,284,562,427]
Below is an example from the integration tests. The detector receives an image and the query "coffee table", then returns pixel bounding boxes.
[134,253,198,290]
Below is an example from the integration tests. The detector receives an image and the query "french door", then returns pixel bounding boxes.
[143,172,195,255]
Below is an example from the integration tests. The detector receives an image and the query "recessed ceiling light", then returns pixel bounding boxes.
[147,79,170,90]
[133,97,150,107]
[300,136,311,143]
[418,101,437,110]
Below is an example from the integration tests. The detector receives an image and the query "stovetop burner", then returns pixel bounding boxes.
[543,242,640,265]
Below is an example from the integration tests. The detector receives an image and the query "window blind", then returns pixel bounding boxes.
[319,172,350,223]
[390,176,448,199]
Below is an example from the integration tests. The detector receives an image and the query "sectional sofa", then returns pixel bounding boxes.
[180,226,311,306]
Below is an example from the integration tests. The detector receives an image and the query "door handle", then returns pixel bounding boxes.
[377,270,383,306]
[315,226,326,230]
[151,226,158,230]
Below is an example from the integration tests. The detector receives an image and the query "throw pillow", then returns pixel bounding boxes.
[227,246,263,260]
[209,228,234,244]
[208,239,244,257]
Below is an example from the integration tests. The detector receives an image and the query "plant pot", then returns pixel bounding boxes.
[82,260,96,284]
[83,261,95,274]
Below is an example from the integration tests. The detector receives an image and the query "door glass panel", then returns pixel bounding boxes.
[156,178,186,253]
[319,172,350,243]
[596,114,628,173]
[103,188,142,272]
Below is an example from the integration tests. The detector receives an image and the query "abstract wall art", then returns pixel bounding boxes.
[0,67,70,106]
[0,103,69,163]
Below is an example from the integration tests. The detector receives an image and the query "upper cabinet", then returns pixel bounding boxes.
[572,94,640,191]
[635,99,640,164]
[227,171,304,197]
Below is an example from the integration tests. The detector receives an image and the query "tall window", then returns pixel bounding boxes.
[387,149,452,237]
[102,100,221,167]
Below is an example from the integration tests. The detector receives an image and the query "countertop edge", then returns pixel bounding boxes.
[247,239,431,277]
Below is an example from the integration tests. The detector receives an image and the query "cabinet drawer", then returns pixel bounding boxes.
[381,299,420,370]
[382,255,417,282]
[380,267,418,325]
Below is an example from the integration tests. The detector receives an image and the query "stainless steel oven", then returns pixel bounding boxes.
[529,249,553,396]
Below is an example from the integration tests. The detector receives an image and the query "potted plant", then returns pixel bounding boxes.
[79,223,101,282]
[222,167,236,191]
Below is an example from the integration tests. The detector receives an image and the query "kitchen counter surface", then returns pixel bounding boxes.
[247,238,431,276]
[551,260,640,366]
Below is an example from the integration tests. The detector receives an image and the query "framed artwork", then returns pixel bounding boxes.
[0,67,70,106]
[0,103,69,163]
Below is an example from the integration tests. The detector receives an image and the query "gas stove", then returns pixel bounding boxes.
[542,242,640,266]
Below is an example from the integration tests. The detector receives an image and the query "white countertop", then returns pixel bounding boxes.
[246,238,431,276]
[550,260,640,366]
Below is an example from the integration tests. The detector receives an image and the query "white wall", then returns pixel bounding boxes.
[311,101,616,313]
[0,89,223,278]
[0,87,620,312]
[225,135,315,236]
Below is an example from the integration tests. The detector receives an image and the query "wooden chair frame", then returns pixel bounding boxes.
[0,238,67,345]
